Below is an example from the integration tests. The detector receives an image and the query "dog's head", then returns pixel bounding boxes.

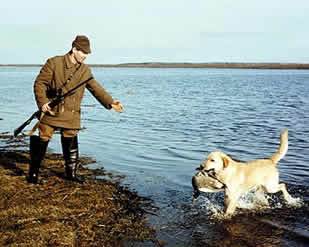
[199,151,231,173]
[192,151,230,200]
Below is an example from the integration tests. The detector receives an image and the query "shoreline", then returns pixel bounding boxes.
[1,62,309,69]
[0,133,161,246]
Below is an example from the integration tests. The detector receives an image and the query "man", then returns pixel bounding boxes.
[28,35,123,184]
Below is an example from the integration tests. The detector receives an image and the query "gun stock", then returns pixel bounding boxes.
[13,111,40,137]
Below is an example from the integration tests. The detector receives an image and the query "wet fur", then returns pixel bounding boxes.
[200,129,299,216]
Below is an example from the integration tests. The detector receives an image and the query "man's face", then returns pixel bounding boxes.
[72,48,88,63]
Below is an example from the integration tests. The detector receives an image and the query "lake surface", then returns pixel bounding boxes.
[0,67,308,246]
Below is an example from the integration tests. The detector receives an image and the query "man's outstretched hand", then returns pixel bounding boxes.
[111,100,124,113]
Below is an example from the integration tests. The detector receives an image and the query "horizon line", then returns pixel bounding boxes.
[1,62,309,69]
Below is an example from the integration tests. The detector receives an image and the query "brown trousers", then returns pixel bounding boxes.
[39,123,78,141]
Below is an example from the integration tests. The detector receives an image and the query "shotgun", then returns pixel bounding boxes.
[13,76,93,137]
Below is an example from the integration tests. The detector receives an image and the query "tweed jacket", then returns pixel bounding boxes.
[34,53,113,129]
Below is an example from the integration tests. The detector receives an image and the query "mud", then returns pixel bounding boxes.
[0,133,162,246]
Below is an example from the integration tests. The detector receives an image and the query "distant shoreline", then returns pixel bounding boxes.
[1,62,309,69]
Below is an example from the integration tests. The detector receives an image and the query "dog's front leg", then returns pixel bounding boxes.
[224,193,239,216]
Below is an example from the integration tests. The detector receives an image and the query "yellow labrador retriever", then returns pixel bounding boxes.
[199,129,299,216]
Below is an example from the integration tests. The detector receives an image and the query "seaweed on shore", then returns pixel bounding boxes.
[0,134,161,246]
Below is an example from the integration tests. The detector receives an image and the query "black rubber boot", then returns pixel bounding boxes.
[28,135,49,184]
[61,135,84,183]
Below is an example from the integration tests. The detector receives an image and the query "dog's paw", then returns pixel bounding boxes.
[287,197,303,207]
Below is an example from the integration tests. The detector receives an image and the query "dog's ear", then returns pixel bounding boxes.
[222,156,229,168]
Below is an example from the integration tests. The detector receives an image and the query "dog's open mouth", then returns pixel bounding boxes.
[192,171,225,199]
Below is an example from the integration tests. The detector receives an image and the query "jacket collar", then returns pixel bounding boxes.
[64,53,77,69]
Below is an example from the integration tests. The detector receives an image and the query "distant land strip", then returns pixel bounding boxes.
[1,62,309,69]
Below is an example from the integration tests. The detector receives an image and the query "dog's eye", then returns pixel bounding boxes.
[210,159,215,162]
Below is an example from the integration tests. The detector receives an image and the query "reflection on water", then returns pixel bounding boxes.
[1,67,309,246]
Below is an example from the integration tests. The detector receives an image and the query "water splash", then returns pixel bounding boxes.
[194,188,305,222]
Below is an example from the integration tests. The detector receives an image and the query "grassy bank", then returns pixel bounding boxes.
[0,133,161,246]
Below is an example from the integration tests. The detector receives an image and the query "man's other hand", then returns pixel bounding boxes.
[41,102,55,115]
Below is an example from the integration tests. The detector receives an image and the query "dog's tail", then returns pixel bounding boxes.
[270,129,288,164]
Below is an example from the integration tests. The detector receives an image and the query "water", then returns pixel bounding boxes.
[1,67,309,246]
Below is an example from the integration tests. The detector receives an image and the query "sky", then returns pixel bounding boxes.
[1,0,309,64]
